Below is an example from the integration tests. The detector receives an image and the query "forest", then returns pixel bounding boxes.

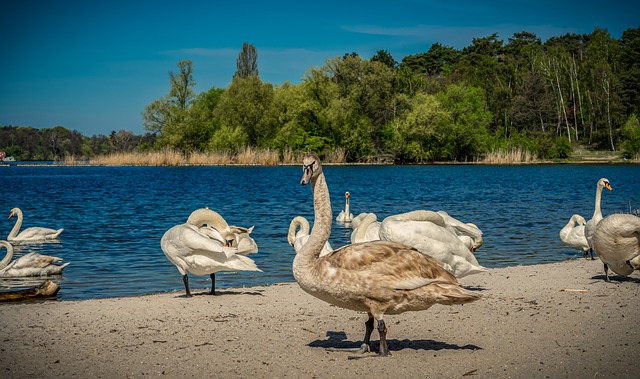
[2,26,640,163]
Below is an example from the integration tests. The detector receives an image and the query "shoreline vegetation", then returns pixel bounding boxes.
[50,146,639,166]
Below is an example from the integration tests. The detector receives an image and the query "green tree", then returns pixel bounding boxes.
[389,93,453,162]
[621,113,640,159]
[213,76,274,146]
[371,50,397,69]
[235,42,259,79]
[619,27,640,116]
[142,60,199,151]
[437,84,491,160]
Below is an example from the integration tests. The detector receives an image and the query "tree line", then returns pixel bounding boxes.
[3,27,640,162]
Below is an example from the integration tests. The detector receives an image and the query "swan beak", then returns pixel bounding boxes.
[301,170,312,185]
[605,183,612,191]
[225,240,233,247]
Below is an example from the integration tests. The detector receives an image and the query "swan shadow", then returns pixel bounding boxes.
[463,285,488,292]
[308,331,481,353]
[173,289,265,298]
[590,274,640,283]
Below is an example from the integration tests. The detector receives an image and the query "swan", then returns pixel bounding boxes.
[0,240,69,277]
[559,214,590,256]
[336,191,354,223]
[591,213,640,281]
[7,208,63,242]
[287,216,333,257]
[584,178,613,257]
[161,208,261,297]
[294,154,481,356]
[350,212,381,244]
[378,210,487,278]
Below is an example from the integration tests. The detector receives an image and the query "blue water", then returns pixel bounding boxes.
[1,164,639,301]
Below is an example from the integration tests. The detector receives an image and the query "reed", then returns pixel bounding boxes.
[89,150,186,166]
[324,148,347,163]
[281,147,305,164]
[85,147,292,166]
[481,147,538,164]
[234,146,280,165]
[187,151,233,165]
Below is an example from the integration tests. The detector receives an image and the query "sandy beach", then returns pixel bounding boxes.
[1,257,638,378]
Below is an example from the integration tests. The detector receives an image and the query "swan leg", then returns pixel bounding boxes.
[326,316,374,354]
[353,316,374,354]
[209,273,216,295]
[377,319,391,356]
[182,274,192,297]
[603,263,610,282]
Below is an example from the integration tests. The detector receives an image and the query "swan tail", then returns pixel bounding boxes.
[454,265,488,278]
[431,282,482,305]
[628,255,640,270]
[225,255,262,272]
[49,229,64,239]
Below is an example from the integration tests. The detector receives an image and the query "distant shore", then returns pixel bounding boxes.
[1,258,638,378]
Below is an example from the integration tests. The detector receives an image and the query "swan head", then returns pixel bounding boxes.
[572,214,587,225]
[300,154,322,185]
[8,208,19,220]
[345,192,350,199]
[598,178,612,191]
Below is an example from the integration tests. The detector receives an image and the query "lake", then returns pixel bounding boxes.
[1,163,639,301]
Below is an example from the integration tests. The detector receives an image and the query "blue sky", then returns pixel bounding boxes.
[1,0,638,136]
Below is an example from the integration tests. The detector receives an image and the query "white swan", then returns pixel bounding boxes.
[592,213,640,281]
[0,240,69,277]
[161,208,261,297]
[7,208,63,242]
[287,216,333,257]
[294,154,481,356]
[336,191,354,223]
[584,178,613,256]
[559,214,590,256]
[378,210,487,278]
[350,212,381,244]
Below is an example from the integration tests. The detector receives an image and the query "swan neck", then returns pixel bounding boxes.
[188,209,231,235]
[0,241,13,269]
[593,185,603,218]
[288,217,309,245]
[345,197,350,214]
[8,210,23,240]
[298,172,332,264]
[353,213,376,242]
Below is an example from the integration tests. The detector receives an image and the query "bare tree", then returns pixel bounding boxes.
[169,60,197,110]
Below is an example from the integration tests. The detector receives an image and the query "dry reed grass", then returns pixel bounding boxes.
[324,148,347,163]
[83,147,304,166]
[481,148,538,164]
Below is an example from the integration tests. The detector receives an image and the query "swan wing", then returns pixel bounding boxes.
[14,227,63,241]
[8,252,63,269]
[323,241,458,287]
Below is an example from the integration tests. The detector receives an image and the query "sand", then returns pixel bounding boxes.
[0,258,638,378]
